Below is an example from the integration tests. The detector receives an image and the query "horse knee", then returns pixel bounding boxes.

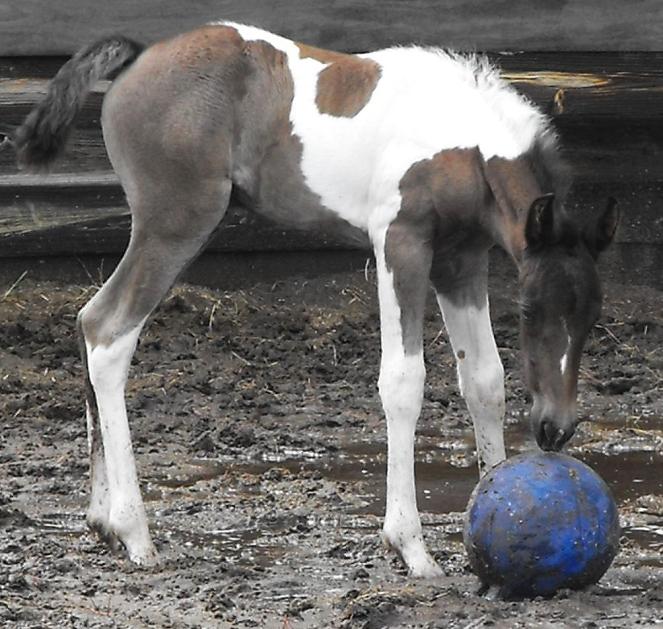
[459,357,504,416]
[378,354,426,420]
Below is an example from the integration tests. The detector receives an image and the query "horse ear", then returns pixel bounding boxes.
[590,197,619,256]
[525,194,555,248]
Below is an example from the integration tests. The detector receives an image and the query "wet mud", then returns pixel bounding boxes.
[0,261,661,627]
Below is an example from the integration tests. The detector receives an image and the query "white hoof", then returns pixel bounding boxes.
[407,553,443,578]
[109,515,159,567]
[382,529,443,578]
[126,540,160,567]
[88,506,159,567]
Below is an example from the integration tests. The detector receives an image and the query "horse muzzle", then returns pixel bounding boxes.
[530,397,577,451]
[535,418,576,451]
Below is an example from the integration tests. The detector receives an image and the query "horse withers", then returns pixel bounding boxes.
[14,22,618,576]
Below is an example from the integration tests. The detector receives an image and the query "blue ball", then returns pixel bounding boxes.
[464,451,620,598]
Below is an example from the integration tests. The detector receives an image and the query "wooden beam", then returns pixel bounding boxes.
[2,52,662,179]
[1,178,660,257]
[498,52,663,121]
[1,52,662,256]
[1,1,662,56]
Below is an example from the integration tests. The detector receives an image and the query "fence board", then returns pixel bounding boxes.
[0,1,662,55]
[0,52,662,256]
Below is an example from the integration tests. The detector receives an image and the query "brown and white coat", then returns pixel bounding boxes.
[14,22,618,577]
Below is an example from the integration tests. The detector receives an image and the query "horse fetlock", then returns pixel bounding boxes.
[86,511,110,539]
[86,473,110,521]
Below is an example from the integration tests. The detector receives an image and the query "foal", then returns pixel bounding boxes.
[15,23,618,576]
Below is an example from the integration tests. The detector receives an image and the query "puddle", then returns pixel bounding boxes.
[149,459,227,490]
[28,422,662,568]
[164,524,286,567]
[144,429,662,564]
[578,449,663,564]
[579,450,663,504]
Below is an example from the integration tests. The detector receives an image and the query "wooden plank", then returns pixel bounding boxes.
[558,120,663,183]
[0,52,662,256]
[0,174,660,257]
[2,53,662,182]
[0,172,118,187]
[1,1,662,56]
[0,201,359,256]
[0,183,362,255]
[3,121,663,182]
[2,52,662,124]
[496,52,663,121]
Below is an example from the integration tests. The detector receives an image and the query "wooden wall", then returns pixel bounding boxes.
[0,2,662,259]
[2,1,662,55]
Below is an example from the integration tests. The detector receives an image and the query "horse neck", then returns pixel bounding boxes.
[482,155,547,264]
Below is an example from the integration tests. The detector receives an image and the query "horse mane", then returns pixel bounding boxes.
[526,133,581,249]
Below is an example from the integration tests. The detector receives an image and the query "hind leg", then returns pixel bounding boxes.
[78,179,231,564]
[78,320,111,537]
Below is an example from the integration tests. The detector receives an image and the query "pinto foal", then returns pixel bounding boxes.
[15,23,618,576]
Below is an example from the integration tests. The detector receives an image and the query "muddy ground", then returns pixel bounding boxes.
[0,257,661,628]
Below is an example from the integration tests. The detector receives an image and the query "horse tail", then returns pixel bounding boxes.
[14,36,143,171]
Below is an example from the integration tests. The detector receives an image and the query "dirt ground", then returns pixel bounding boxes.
[0,258,661,628]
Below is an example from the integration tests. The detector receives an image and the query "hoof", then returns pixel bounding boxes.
[127,542,160,567]
[382,530,443,578]
[87,514,159,567]
[409,559,443,578]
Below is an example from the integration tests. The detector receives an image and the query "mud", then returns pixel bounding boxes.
[0,259,662,628]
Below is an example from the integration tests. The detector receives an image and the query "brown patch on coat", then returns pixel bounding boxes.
[376,144,563,355]
[385,148,497,353]
[383,155,436,355]
[231,35,369,246]
[315,57,381,118]
[426,149,496,299]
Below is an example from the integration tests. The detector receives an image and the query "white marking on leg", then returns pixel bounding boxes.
[560,333,571,375]
[86,318,157,565]
[374,233,441,578]
[437,292,506,474]
[85,401,110,529]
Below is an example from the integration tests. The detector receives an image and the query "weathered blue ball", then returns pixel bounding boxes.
[464,452,620,598]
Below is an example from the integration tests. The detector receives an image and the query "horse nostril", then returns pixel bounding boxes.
[537,420,562,451]
[553,426,573,451]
